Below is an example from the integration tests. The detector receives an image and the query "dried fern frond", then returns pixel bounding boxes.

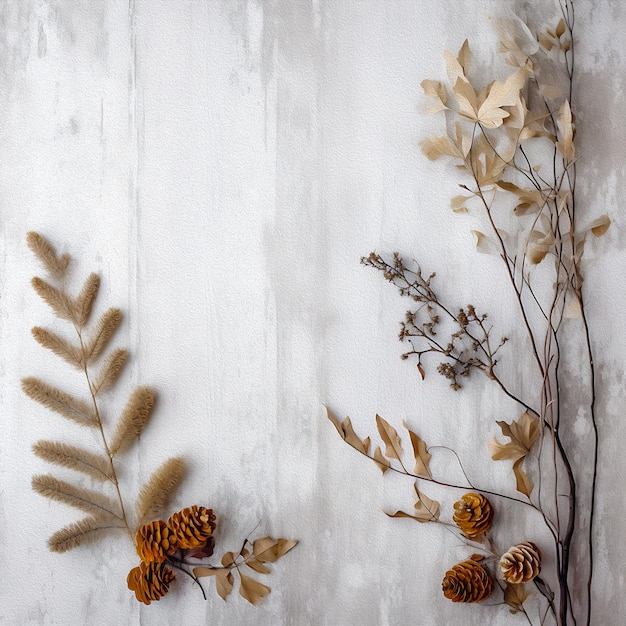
[72,272,100,326]
[22,377,97,427]
[135,457,187,528]
[83,308,122,362]
[31,327,82,369]
[32,474,122,520]
[33,440,113,482]
[48,516,125,553]
[92,348,129,395]
[31,277,75,322]
[26,231,70,279]
[109,387,156,455]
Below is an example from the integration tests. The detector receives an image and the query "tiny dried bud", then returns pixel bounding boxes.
[453,492,494,538]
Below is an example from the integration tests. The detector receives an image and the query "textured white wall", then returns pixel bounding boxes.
[1,1,625,624]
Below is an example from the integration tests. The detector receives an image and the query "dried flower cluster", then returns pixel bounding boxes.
[23,232,296,605]
[329,2,602,624]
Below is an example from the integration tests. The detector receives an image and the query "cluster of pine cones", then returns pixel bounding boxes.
[128,505,217,604]
[442,493,541,602]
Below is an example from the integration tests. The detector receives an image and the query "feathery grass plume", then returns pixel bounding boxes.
[31,277,75,322]
[32,474,122,520]
[72,272,100,326]
[26,231,70,279]
[83,307,122,363]
[33,440,113,482]
[48,516,126,554]
[109,386,156,455]
[135,457,187,528]
[22,377,97,427]
[91,348,129,395]
[31,327,82,369]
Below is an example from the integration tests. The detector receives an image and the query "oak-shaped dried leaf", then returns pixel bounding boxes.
[239,572,271,605]
[375,415,403,463]
[421,79,448,114]
[504,582,531,614]
[326,408,369,455]
[420,136,464,161]
[403,422,432,478]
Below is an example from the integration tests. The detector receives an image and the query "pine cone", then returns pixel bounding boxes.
[442,556,493,602]
[168,505,217,550]
[453,492,493,538]
[500,541,542,583]
[135,520,178,562]
[127,561,175,605]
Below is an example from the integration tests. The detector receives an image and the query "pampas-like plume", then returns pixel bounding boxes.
[83,308,122,363]
[31,327,82,369]
[26,231,70,279]
[33,440,113,482]
[109,386,156,455]
[135,457,187,528]
[48,516,125,553]
[31,277,75,322]
[22,377,97,427]
[73,272,100,326]
[32,474,122,520]
[91,348,129,395]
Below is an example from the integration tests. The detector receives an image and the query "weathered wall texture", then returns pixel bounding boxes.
[1,1,624,624]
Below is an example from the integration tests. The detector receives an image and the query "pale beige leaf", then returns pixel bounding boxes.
[403,422,432,478]
[73,273,100,326]
[421,79,447,113]
[475,66,527,128]
[375,414,403,462]
[555,99,575,160]
[32,440,113,482]
[413,482,440,521]
[253,537,298,563]
[26,231,70,280]
[239,572,271,605]
[471,230,500,255]
[31,327,82,369]
[513,457,534,497]
[453,77,479,121]
[373,446,390,474]
[451,194,471,213]
[135,456,186,527]
[47,515,125,553]
[420,136,464,161]
[589,214,611,237]
[326,408,369,455]
[22,377,97,427]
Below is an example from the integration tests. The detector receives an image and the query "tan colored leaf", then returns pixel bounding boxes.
[373,446,390,474]
[253,537,298,563]
[513,457,534,497]
[555,99,575,160]
[444,40,470,84]
[375,415,403,462]
[221,551,236,567]
[475,66,527,128]
[22,377,97,427]
[421,79,447,113]
[403,422,432,478]
[194,568,235,601]
[31,327,82,369]
[451,194,471,213]
[589,214,611,237]
[326,408,369,455]
[420,136,464,161]
[453,77,479,122]
[490,411,539,462]
[385,510,431,523]
[239,572,271,605]
[471,230,499,255]
[245,557,272,575]
[413,482,440,521]
[504,582,530,613]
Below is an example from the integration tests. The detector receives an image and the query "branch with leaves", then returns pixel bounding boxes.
[24,232,297,605]
[329,3,602,625]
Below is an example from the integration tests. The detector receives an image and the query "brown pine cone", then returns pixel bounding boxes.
[453,492,493,538]
[127,561,175,605]
[442,556,493,602]
[135,520,178,562]
[167,505,217,550]
[500,541,542,583]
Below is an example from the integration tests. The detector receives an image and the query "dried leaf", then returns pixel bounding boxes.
[32,440,113,482]
[373,446,390,474]
[26,232,70,280]
[91,348,129,395]
[221,551,236,568]
[135,456,186,527]
[253,537,298,563]
[475,66,527,128]
[32,474,121,520]
[471,230,499,255]
[22,377,97,427]
[375,415,403,462]
[83,308,122,363]
[109,387,156,455]
[31,327,82,369]
[504,582,530,613]
[72,273,100,326]
[47,515,124,553]
[420,136,464,161]
[239,572,271,605]
[413,482,440,521]
[194,568,235,601]
[245,558,272,575]
[31,277,74,322]
[326,408,369,455]
[513,457,534,497]
[451,194,471,213]
[555,99,575,160]
[589,214,611,237]
[421,79,447,113]
[403,422,432,478]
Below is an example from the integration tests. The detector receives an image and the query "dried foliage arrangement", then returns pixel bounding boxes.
[328,3,603,624]
[24,232,296,605]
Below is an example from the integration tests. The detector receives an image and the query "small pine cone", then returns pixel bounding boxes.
[127,561,175,605]
[135,520,178,562]
[500,541,542,583]
[453,492,493,538]
[168,505,217,550]
[442,557,493,603]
